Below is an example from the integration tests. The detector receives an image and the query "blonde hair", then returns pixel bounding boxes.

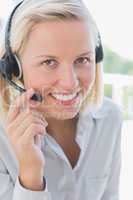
[0,0,103,121]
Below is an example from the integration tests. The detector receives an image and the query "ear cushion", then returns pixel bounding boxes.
[95,42,104,63]
[14,54,23,80]
[8,54,21,78]
[0,54,20,80]
[0,58,12,80]
[95,33,104,63]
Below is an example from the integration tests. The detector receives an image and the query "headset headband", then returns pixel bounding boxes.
[5,1,23,61]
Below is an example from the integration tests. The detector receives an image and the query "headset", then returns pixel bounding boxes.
[0,1,104,102]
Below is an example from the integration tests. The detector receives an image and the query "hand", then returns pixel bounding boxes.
[4,88,48,185]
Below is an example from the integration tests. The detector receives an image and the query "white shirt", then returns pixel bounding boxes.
[0,97,123,200]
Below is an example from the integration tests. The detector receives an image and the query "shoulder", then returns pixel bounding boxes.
[86,98,123,152]
[81,97,124,141]
[79,97,123,130]
[90,97,123,125]
[0,120,18,182]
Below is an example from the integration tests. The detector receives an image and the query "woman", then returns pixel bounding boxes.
[0,0,122,200]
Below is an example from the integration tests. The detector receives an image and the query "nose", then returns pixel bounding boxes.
[59,66,79,92]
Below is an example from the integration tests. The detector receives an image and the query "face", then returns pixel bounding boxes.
[20,20,96,120]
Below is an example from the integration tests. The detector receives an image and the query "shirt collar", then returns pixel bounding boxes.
[43,98,109,157]
[75,98,109,150]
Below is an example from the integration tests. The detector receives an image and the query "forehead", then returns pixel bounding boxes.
[30,20,94,41]
[25,20,95,56]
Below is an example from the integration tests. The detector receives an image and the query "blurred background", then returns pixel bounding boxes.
[83,1,133,199]
[0,0,133,199]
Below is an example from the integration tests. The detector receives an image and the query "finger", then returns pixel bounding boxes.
[21,123,46,145]
[8,109,48,133]
[11,115,47,139]
[34,135,43,148]
[6,88,38,124]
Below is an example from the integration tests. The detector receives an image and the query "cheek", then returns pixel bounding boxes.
[23,69,57,92]
[79,66,95,91]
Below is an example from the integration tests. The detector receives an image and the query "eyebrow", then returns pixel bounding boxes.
[35,51,94,59]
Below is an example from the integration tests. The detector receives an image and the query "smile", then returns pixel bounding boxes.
[50,92,77,101]
[49,92,80,106]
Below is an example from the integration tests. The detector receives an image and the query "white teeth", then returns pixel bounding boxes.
[51,93,77,101]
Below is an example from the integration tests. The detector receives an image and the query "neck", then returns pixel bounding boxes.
[45,116,79,141]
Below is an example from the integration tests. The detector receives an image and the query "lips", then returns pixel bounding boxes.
[50,90,80,95]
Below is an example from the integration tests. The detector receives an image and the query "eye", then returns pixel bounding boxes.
[41,59,58,68]
[75,57,93,65]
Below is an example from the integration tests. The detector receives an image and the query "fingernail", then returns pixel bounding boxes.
[27,88,35,99]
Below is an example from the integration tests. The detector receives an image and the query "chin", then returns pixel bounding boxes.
[37,95,83,120]
[44,107,80,120]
